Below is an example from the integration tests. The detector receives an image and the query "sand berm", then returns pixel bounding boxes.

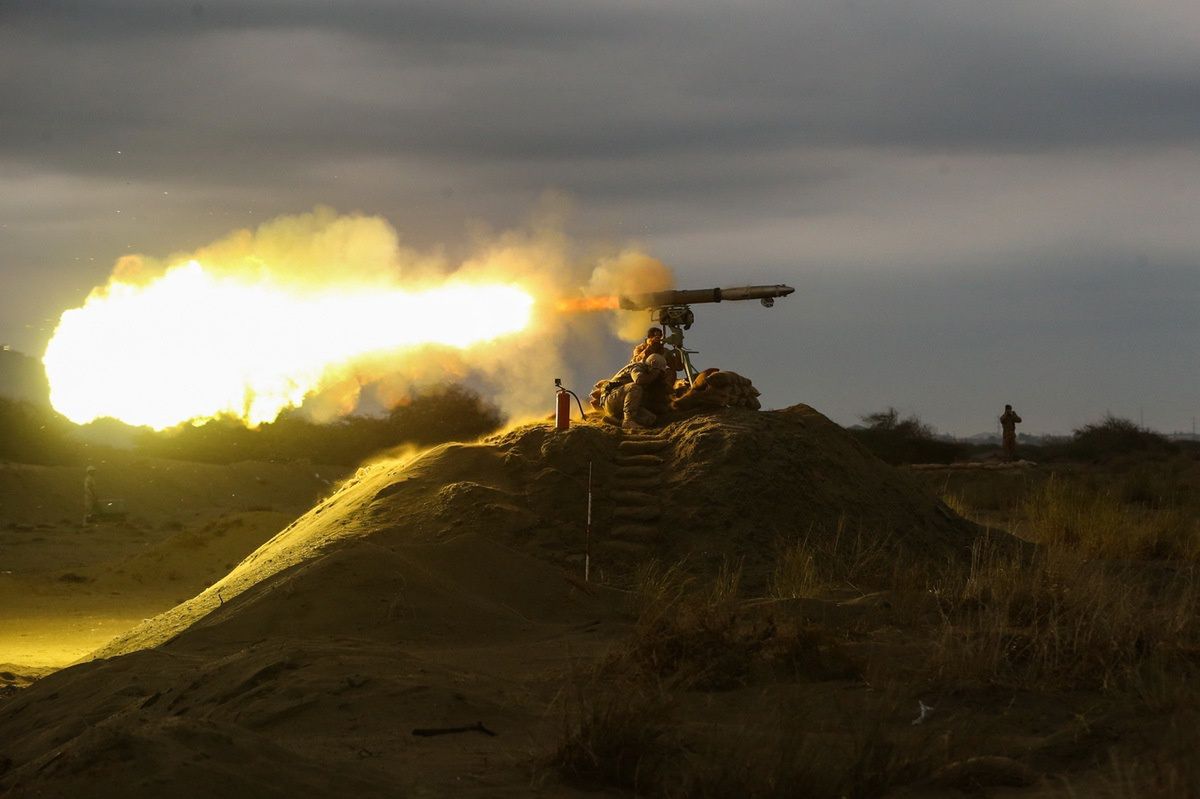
[0,404,985,798]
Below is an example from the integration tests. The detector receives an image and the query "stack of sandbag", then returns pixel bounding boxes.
[672,369,761,411]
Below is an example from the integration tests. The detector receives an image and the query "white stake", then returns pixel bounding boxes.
[585,460,592,582]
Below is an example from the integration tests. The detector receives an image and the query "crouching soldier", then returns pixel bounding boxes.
[601,353,674,431]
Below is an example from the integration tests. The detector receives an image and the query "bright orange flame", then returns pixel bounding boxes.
[43,261,534,429]
[556,295,619,313]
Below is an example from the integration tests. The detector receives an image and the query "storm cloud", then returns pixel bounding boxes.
[1,0,1198,433]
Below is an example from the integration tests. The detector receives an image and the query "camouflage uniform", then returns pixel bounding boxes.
[1000,407,1022,461]
[628,326,667,362]
[601,357,673,428]
[631,337,664,363]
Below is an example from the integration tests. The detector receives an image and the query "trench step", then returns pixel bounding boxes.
[612,478,662,491]
[615,454,664,467]
[611,490,658,506]
[610,523,660,540]
[613,505,662,522]
[595,540,650,556]
[612,465,659,480]
[617,440,670,454]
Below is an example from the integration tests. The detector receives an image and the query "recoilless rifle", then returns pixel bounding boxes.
[618,284,794,385]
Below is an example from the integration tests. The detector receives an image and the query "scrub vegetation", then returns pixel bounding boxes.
[0,384,503,466]
[551,447,1200,797]
[4,404,1198,796]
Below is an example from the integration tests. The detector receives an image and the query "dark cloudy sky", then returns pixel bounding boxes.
[2,0,1198,434]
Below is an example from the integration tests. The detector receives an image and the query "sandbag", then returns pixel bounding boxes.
[672,370,761,411]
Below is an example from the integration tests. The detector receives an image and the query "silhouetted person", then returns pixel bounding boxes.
[83,465,98,525]
[1000,405,1022,461]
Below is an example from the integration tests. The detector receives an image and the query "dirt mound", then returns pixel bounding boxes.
[0,405,982,797]
[0,458,346,669]
[90,404,971,659]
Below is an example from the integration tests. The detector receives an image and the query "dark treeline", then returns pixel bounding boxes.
[3,391,1191,468]
[0,397,81,465]
[0,385,505,466]
[848,407,966,465]
[850,407,1193,465]
[137,385,504,465]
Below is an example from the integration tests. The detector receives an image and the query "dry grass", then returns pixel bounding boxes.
[1020,474,1200,561]
[769,516,903,598]
[553,458,1200,797]
[673,687,955,799]
[549,664,680,793]
[626,557,767,690]
[552,564,879,795]
[926,536,1200,691]
[769,539,820,599]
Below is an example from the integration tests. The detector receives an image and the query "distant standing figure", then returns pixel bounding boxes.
[83,465,99,525]
[1000,405,1022,461]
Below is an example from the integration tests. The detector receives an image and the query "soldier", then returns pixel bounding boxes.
[602,353,674,431]
[630,327,665,362]
[631,326,684,374]
[1000,405,1022,461]
[83,465,98,525]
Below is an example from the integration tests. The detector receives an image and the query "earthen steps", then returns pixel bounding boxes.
[609,465,659,480]
[610,523,659,540]
[610,490,659,506]
[594,539,651,556]
[615,454,664,468]
[617,438,671,454]
[612,505,661,522]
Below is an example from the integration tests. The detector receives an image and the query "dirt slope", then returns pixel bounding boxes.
[0,458,343,668]
[0,405,982,797]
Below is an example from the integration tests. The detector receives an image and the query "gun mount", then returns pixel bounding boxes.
[617,284,794,385]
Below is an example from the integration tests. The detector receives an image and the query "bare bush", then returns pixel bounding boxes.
[928,538,1200,691]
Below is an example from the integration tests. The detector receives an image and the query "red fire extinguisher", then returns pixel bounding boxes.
[555,378,585,431]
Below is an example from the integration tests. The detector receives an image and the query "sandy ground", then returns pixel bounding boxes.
[0,407,995,797]
[0,458,345,668]
[1,407,1184,797]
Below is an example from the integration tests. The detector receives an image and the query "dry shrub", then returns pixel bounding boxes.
[630,558,695,617]
[551,673,926,799]
[1065,414,1175,462]
[770,517,901,598]
[940,491,972,519]
[1020,474,1200,561]
[769,540,820,599]
[676,688,946,799]
[929,538,1200,691]
[1056,723,1200,799]
[627,559,766,690]
[549,665,680,793]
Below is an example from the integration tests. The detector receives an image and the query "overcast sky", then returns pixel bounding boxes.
[2,0,1198,434]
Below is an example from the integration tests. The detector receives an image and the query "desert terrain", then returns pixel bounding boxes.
[1,406,1197,797]
[0,458,344,670]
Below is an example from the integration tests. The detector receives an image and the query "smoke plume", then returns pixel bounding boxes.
[48,206,673,426]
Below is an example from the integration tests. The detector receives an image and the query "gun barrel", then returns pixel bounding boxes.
[618,284,794,311]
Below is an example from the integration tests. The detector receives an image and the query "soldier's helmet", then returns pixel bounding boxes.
[86,465,97,473]
[645,353,669,370]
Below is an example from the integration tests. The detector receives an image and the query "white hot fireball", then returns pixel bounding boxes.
[43,260,534,429]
